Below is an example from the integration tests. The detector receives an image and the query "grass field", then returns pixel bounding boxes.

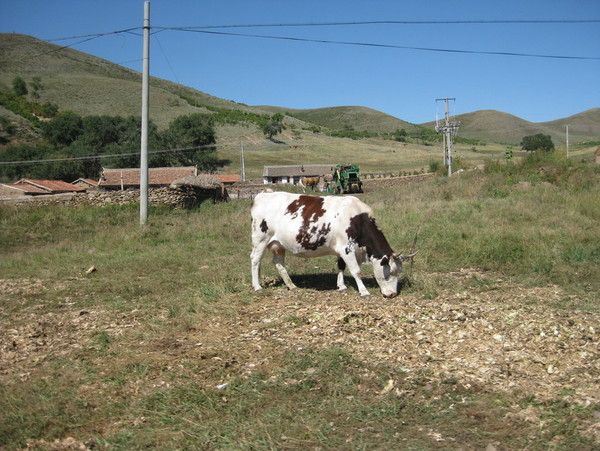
[1,154,599,449]
[215,123,510,179]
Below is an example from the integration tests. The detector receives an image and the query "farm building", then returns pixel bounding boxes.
[0,179,85,198]
[72,178,99,190]
[170,173,229,204]
[98,166,198,190]
[263,164,335,185]
[98,166,241,191]
[216,174,241,185]
[0,182,48,198]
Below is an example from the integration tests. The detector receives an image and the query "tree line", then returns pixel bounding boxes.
[0,111,226,182]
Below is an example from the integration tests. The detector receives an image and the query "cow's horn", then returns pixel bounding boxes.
[400,251,418,261]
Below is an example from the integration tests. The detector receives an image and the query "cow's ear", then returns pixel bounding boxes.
[380,256,389,266]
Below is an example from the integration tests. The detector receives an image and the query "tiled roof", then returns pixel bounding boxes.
[263,164,335,178]
[215,174,241,184]
[72,178,99,186]
[99,166,197,187]
[0,183,49,195]
[171,174,223,189]
[15,179,85,193]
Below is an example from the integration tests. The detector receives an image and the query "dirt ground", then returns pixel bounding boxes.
[2,269,599,446]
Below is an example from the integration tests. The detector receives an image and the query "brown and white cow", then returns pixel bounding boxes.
[250,192,414,297]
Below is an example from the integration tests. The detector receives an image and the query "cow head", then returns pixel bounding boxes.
[372,252,417,298]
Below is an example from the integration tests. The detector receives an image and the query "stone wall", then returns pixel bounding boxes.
[0,187,221,208]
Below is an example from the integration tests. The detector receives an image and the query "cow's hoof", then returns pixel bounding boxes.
[253,286,263,292]
[337,286,348,292]
[360,292,371,297]
[286,285,298,290]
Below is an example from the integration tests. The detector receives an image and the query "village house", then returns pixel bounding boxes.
[215,174,241,185]
[98,166,198,190]
[72,178,99,190]
[0,179,85,198]
[262,164,334,185]
[98,166,241,190]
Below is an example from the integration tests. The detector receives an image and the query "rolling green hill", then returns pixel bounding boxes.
[423,109,600,145]
[257,105,419,134]
[0,33,597,154]
[0,33,271,128]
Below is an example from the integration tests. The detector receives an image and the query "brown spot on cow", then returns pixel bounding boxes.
[346,212,394,259]
[285,195,325,220]
[285,195,330,250]
[260,219,268,233]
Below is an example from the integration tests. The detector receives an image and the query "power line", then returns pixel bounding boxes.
[13,28,141,62]
[165,29,600,61]
[154,34,180,84]
[28,35,108,59]
[44,27,141,42]
[0,27,141,50]
[156,18,600,30]
[0,144,221,167]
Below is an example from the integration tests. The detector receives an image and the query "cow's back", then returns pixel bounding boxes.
[252,192,371,256]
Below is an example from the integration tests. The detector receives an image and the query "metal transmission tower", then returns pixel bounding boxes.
[435,98,460,176]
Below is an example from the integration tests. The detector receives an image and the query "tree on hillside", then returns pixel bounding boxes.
[43,111,84,147]
[0,116,16,145]
[521,133,555,152]
[0,144,58,181]
[12,77,28,97]
[262,113,284,141]
[160,113,226,171]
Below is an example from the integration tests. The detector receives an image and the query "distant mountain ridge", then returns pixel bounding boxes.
[424,108,600,145]
[0,33,598,145]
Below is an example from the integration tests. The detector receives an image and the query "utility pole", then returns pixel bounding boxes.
[566,124,569,158]
[240,141,246,182]
[435,98,460,176]
[139,0,150,225]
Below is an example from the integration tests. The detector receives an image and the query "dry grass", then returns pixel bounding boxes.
[215,123,506,179]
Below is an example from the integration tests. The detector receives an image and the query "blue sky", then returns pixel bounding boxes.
[1,0,599,123]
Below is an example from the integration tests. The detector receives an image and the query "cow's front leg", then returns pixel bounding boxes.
[270,241,297,290]
[340,253,370,297]
[336,257,347,291]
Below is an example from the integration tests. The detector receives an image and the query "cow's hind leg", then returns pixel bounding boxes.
[251,220,271,290]
[269,241,297,290]
[251,240,268,291]
[336,257,347,291]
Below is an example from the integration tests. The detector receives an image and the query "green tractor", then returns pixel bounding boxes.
[328,164,363,194]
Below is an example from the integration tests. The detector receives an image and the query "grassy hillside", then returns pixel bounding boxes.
[1,154,599,448]
[424,109,600,145]
[544,108,600,143]
[0,33,271,128]
[216,123,509,179]
[258,105,419,134]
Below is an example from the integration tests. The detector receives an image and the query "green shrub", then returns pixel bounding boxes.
[12,76,28,96]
